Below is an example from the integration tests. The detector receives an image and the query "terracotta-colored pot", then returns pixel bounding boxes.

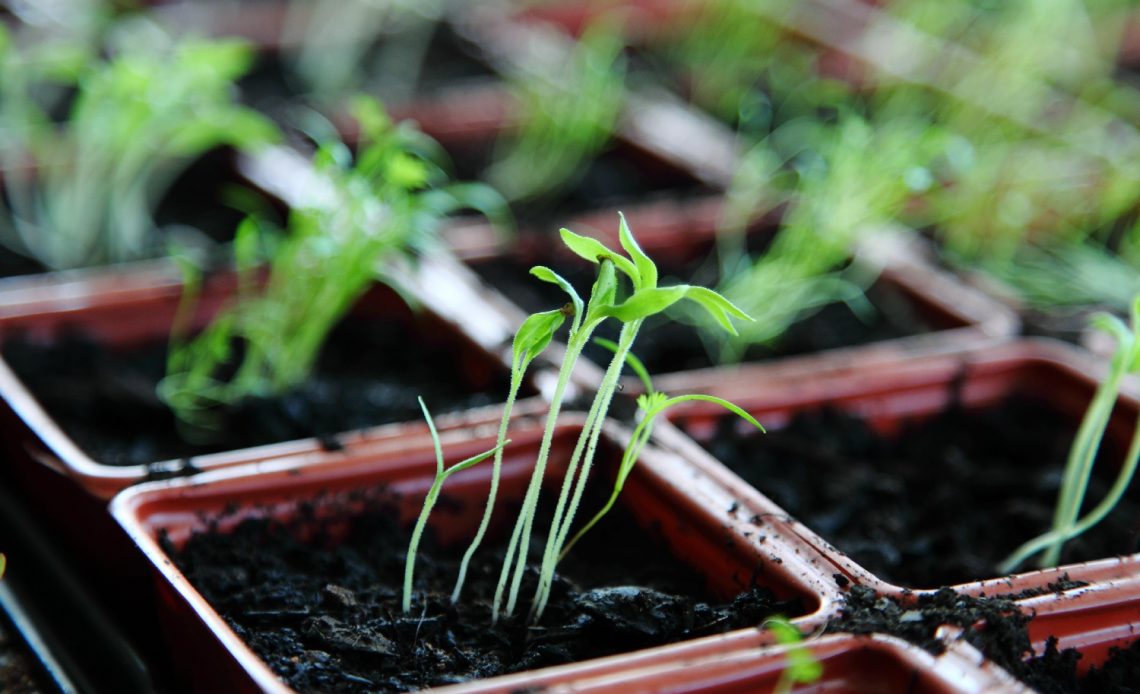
[1021,573,1140,675]
[0,252,528,500]
[648,339,1140,601]
[111,414,841,692]
[538,632,1027,693]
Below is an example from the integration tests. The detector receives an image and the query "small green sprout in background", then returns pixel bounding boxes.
[0,553,5,580]
[486,19,627,202]
[402,397,507,613]
[1000,296,1140,573]
[0,19,279,270]
[283,0,445,102]
[159,97,507,432]
[764,616,823,694]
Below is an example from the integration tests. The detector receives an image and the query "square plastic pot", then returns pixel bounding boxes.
[648,338,1140,601]
[0,255,527,501]
[537,633,1027,693]
[111,413,841,693]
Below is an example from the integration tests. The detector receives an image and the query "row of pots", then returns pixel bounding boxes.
[1,3,1138,692]
[1,194,1137,692]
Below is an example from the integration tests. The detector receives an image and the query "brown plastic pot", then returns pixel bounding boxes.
[111,413,841,693]
[647,338,1140,602]
[0,252,529,500]
[1020,572,1140,675]
[539,633,1026,693]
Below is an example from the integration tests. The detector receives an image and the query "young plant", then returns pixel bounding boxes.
[402,397,507,613]
[486,19,626,202]
[763,616,823,694]
[159,98,507,431]
[484,213,751,623]
[1000,296,1140,572]
[0,20,279,270]
[283,0,445,101]
[555,340,764,563]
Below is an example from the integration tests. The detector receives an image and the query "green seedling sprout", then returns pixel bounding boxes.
[555,339,763,564]
[284,0,444,101]
[1000,296,1140,572]
[763,616,823,694]
[486,213,752,623]
[159,97,508,431]
[402,397,508,613]
[0,20,279,270]
[448,305,568,604]
[487,19,626,202]
[0,553,5,579]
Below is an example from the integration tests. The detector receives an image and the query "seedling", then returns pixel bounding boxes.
[402,397,507,613]
[486,19,626,201]
[284,0,444,101]
[0,21,279,269]
[763,616,823,694]
[159,98,508,431]
[556,340,763,563]
[1000,296,1140,572]
[0,553,5,579]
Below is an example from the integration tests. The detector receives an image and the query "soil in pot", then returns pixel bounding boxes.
[169,491,803,692]
[2,308,514,468]
[0,621,41,694]
[696,395,1139,588]
[472,252,941,374]
[830,583,1140,694]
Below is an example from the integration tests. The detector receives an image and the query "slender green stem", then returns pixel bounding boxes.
[1041,359,1127,567]
[451,357,526,604]
[532,320,640,621]
[493,333,590,621]
[1000,408,1140,572]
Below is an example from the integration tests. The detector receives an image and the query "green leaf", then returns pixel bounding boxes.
[530,266,584,318]
[617,212,657,289]
[418,396,444,476]
[591,260,618,312]
[0,553,6,580]
[351,95,392,143]
[445,441,510,478]
[233,217,261,273]
[681,285,753,335]
[559,228,640,284]
[600,286,688,322]
[513,309,565,365]
[661,394,764,433]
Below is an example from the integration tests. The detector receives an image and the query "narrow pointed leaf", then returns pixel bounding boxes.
[531,266,583,318]
[418,397,444,476]
[681,285,753,335]
[444,441,510,478]
[513,310,565,365]
[662,394,764,433]
[559,228,640,284]
[617,212,656,289]
[600,286,687,322]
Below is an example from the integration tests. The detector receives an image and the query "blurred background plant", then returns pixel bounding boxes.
[283,0,449,102]
[159,98,508,433]
[486,18,627,202]
[0,16,279,270]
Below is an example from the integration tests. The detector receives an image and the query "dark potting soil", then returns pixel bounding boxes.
[171,497,801,692]
[472,254,936,374]
[2,314,512,468]
[0,622,41,694]
[831,584,1140,694]
[697,396,1140,588]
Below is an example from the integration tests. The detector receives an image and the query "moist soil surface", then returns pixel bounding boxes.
[473,254,939,373]
[171,497,801,692]
[3,312,512,468]
[830,583,1140,694]
[0,622,41,694]
[694,396,1140,588]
